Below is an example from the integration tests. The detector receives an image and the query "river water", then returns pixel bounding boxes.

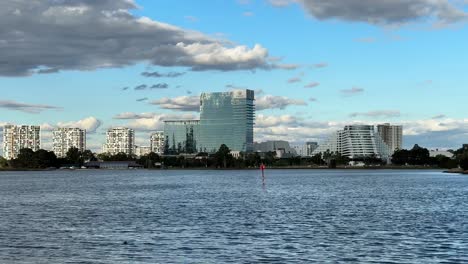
[1,169,467,263]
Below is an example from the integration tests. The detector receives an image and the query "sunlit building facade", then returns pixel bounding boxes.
[377,123,403,154]
[103,128,135,155]
[150,131,165,154]
[52,128,86,158]
[199,89,255,153]
[2,125,41,160]
[163,120,200,154]
[313,125,390,160]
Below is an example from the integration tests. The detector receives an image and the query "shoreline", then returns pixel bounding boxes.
[0,166,449,172]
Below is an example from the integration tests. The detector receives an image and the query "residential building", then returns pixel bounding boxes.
[199,89,255,153]
[429,149,454,158]
[164,120,200,154]
[254,140,297,158]
[102,128,135,155]
[52,128,86,158]
[2,125,40,160]
[377,123,403,153]
[313,125,390,161]
[135,146,151,157]
[150,131,165,154]
[306,142,319,156]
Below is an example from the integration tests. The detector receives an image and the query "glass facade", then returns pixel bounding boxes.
[199,90,255,153]
[163,120,200,154]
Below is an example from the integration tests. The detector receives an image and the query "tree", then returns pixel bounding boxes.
[215,144,232,168]
[66,147,82,165]
[81,150,97,162]
[460,152,468,171]
[0,156,8,168]
[392,149,410,165]
[311,153,324,165]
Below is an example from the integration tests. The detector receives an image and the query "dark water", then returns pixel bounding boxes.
[1,169,468,263]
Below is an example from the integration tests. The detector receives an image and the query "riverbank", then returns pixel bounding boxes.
[0,166,446,171]
[444,168,468,175]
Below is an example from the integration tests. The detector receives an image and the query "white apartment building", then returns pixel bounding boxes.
[150,131,165,154]
[2,125,41,160]
[377,123,403,153]
[135,146,151,157]
[102,128,135,155]
[313,125,390,161]
[52,128,86,158]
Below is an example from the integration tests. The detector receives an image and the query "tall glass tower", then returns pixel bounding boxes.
[199,90,255,153]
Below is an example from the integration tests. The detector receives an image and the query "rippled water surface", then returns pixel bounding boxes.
[1,169,468,263]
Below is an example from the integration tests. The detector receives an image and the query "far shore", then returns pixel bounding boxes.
[0,166,453,172]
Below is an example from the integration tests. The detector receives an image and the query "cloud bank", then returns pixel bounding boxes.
[0,0,280,76]
[268,0,467,25]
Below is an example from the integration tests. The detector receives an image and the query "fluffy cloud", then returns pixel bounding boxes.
[287,77,302,83]
[254,114,468,149]
[141,71,186,78]
[256,95,307,110]
[349,110,401,118]
[0,100,62,114]
[134,83,169,90]
[0,0,279,76]
[268,0,467,25]
[340,87,365,96]
[312,62,328,68]
[56,117,102,133]
[304,82,320,88]
[114,112,197,131]
[150,96,200,112]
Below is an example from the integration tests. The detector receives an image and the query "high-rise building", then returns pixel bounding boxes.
[377,123,403,153]
[254,140,297,156]
[199,89,255,153]
[313,125,390,161]
[164,120,200,154]
[2,125,41,160]
[150,131,165,154]
[306,142,319,156]
[52,128,86,158]
[103,128,135,155]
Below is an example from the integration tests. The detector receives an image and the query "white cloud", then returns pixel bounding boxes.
[0,0,281,76]
[256,95,307,110]
[150,96,200,112]
[268,0,468,26]
[114,112,197,131]
[349,110,401,118]
[304,82,320,88]
[56,117,102,133]
[0,100,62,114]
[341,87,365,97]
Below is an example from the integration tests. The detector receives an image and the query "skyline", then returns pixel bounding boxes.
[2,0,468,152]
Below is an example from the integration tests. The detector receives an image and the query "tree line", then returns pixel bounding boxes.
[1,144,468,170]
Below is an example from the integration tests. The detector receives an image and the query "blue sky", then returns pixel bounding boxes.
[1,0,468,152]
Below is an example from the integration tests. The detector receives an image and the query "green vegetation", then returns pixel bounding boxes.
[3,147,96,169]
[391,144,462,169]
[2,144,468,171]
[0,156,8,168]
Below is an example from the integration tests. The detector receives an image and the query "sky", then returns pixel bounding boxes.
[1,0,468,153]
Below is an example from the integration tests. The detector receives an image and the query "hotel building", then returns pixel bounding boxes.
[313,125,390,160]
[377,123,403,153]
[199,89,255,153]
[163,89,255,154]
